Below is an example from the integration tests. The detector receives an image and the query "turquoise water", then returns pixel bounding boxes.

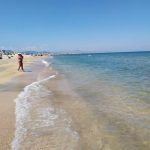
[50,51,150,150]
[11,52,150,150]
[52,52,150,103]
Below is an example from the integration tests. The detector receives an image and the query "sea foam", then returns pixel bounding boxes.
[42,60,50,67]
[11,75,56,150]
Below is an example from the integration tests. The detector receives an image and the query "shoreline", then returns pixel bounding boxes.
[9,57,105,149]
[0,55,49,149]
[1,53,149,149]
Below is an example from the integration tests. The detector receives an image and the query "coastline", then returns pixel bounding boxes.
[0,55,49,149]
[0,52,149,149]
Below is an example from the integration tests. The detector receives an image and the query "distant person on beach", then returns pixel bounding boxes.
[17,53,24,71]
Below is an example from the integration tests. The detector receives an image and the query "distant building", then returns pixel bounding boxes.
[1,50,15,55]
[0,50,2,59]
[0,49,15,59]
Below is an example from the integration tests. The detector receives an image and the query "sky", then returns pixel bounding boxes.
[0,0,150,52]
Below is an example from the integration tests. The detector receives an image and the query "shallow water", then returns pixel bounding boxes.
[50,52,150,150]
[12,52,150,150]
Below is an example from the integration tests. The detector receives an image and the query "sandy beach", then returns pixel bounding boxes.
[0,55,48,150]
[1,53,149,150]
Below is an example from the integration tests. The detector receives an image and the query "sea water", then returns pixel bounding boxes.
[51,52,150,150]
[12,52,150,150]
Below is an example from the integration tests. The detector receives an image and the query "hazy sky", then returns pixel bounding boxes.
[0,0,150,52]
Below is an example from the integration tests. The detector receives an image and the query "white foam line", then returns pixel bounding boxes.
[11,75,56,150]
[42,60,50,67]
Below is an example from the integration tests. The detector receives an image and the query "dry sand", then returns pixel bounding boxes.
[0,55,47,150]
[0,55,41,84]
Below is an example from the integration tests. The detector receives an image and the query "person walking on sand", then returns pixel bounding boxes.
[17,53,24,71]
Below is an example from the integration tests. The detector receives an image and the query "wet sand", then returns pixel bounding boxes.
[1,54,149,150]
[0,55,48,150]
[0,92,17,150]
